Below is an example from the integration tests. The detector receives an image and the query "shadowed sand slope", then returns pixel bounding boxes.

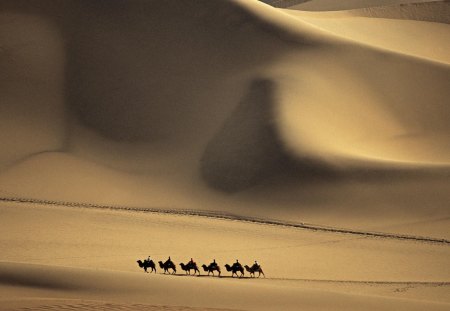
[200,79,293,192]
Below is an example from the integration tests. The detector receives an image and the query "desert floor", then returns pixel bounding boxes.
[0,201,449,311]
[1,0,449,310]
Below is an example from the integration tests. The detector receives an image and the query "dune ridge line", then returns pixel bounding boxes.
[1,197,449,245]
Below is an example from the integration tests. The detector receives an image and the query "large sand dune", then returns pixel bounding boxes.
[0,0,449,309]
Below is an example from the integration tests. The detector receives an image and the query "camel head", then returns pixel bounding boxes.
[137,260,143,267]
[224,264,232,271]
[180,263,186,269]
[158,261,164,268]
[202,264,208,271]
[244,265,251,271]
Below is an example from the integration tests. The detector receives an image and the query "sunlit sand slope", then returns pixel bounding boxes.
[288,0,441,11]
[0,204,449,310]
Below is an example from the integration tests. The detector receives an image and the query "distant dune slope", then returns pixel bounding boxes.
[288,1,450,24]
[0,0,449,226]
[286,0,441,10]
[349,1,450,23]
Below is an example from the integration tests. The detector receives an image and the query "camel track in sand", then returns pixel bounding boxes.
[1,197,449,246]
[158,274,450,285]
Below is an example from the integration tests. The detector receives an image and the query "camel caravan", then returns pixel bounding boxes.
[137,256,265,278]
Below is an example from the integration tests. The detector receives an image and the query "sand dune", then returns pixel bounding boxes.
[1,0,449,224]
[287,0,441,11]
[348,1,450,24]
[0,0,449,309]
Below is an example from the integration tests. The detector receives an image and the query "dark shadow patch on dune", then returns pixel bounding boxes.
[200,78,292,192]
[200,78,337,192]
[200,77,450,193]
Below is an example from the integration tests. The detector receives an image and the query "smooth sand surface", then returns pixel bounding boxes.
[288,0,440,11]
[0,203,449,310]
[0,0,449,309]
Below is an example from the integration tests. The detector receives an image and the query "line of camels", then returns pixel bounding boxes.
[137,257,265,278]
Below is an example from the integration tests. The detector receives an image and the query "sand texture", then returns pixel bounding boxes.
[0,0,449,310]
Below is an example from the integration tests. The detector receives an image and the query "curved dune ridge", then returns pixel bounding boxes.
[0,0,449,228]
[0,0,448,193]
[0,1,450,309]
[284,0,442,11]
[286,1,450,24]
[348,1,450,23]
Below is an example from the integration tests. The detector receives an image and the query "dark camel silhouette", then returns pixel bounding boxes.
[180,262,200,275]
[225,263,244,278]
[202,263,221,277]
[137,259,156,273]
[244,264,265,278]
[158,260,176,274]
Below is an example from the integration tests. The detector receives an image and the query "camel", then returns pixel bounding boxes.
[158,260,177,274]
[180,262,200,275]
[244,265,265,278]
[201,263,221,277]
[137,259,156,273]
[225,263,244,278]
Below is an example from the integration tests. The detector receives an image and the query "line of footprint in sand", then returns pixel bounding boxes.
[1,197,449,245]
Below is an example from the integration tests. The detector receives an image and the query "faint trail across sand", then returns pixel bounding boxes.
[266,278,450,286]
[1,197,449,245]
[161,274,450,285]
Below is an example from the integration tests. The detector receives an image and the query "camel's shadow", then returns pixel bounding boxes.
[161,273,255,279]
